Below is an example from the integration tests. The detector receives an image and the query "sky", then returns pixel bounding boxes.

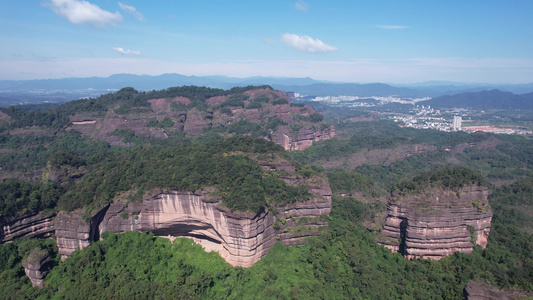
[1,0,533,84]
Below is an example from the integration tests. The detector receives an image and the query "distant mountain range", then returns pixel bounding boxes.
[419,89,533,110]
[1,73,533,108]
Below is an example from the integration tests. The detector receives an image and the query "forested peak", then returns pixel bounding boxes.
[392,166,487,196]
[57,136,314,213]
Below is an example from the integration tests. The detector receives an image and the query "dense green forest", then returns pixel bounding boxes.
[1,89,532,299]
[0,136,311,216]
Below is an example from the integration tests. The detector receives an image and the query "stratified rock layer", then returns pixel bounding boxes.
[50,168,332,267]
[380,185,492,259]
[22,249,51,288]
[99,187,331,267]
[54,205,108,259]
[0,212,55,243]
[464,280,532,300]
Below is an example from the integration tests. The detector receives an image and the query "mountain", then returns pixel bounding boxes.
[419,89,533,110]
[2,74,533,107]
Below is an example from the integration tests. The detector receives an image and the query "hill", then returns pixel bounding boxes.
[4,74,533,106]
[0,85,334,152]
[419,89,533,110]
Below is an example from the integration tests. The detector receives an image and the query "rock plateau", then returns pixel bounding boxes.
[379,185,492,259]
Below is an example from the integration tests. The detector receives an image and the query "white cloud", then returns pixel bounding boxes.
[294,1,309,11]
[281,33,337,53]
[118,2,145,22]
[47,0,123,27]
[375,25,409,30]
[112,47,141,55]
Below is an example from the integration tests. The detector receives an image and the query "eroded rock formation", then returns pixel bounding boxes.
[50,164,332,267]
[379,185,492,259]
[464,280,532,300]
[55,205,108,259]
[0,212,55,243]
[98,186,330,267]
[67,87,334,150]
[22,248,52,288]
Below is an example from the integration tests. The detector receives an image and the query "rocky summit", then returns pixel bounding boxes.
[66,86,334,150]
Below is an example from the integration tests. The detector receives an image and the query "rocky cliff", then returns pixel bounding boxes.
[52,180,330,267]
[379,185,492,259]
[98,186,330,267]
[54,205,108,259]
[50,158,332,267]
[0,212,55,243]
[22,248,52,288]
[67,87,334,150]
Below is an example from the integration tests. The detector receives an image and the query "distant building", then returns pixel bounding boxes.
[452,116,462,131]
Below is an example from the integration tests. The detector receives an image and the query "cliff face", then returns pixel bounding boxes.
[379,185,492,259]
[50,161,332,267]
[0,212,55,243]
[67,88,334,150]
[22,249,52,288]
[54,205,108,259]
[99,187,330,267]
[464,280,532,300]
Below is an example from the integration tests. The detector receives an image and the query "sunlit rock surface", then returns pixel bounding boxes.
[379,185,492,259]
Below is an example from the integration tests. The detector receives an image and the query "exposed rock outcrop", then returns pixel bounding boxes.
[0,212,55,243]
[52,171,332,267]
[54,205,108,259]
[67,87,334,150]
[271,125,335,151]
[379,185,492,259]
[464,280,532,300]
[22,248,52,288]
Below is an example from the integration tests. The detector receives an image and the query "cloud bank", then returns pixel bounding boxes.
[112,47,141,55]
[281,33,337,53]
[47,0,123,27]
[118,2,145,22]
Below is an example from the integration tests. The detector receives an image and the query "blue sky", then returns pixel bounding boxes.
[1,0,532,83]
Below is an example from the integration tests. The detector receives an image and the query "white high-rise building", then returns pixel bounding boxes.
[452,116,462,131]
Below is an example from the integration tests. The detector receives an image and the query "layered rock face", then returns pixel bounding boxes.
[380,185,492,259]
[52,170,331,267]
[22,249,52,288]
[99,187,331,267]
[54,205,108,259]
[0,212,55,243]
[271,125,335,151]
[464,280,532,300]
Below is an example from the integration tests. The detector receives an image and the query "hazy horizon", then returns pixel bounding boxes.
[1,1,533,84]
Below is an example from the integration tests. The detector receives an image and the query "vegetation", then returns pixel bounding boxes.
[0,88,532,298]
[1,189,531,299]
[0,179,63,218]
[53,137,310,213]
[393,167,487,195]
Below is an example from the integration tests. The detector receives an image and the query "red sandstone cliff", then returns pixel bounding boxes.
[379,185,492,259]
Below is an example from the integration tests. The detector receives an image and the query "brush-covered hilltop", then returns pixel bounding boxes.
[1,137,332,269]
[2,85,333,150]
